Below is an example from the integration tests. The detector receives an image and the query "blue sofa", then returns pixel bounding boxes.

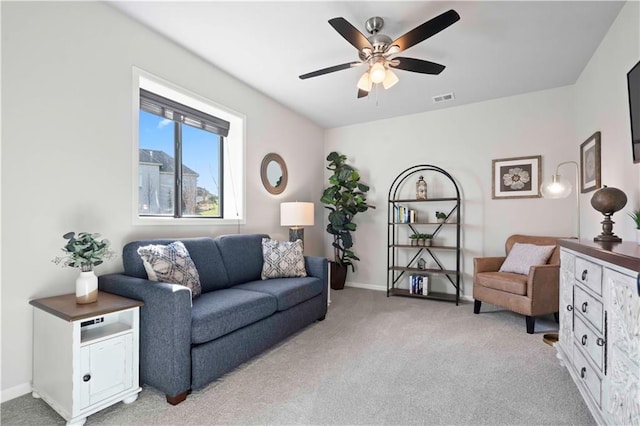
[98,234,328,404]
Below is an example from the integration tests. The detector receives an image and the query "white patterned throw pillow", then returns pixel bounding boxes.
[137,241,202,298]
[261,238,307,280]
[499,242,556,275]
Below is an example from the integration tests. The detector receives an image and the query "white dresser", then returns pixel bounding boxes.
[557,239,640,425]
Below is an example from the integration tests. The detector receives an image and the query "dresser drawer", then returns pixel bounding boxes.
[574,257,602,295]
[574,285,603,333]
[573,343,602,407]
[574,315,604,371]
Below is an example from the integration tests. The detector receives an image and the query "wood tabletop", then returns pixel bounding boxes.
[29,291,143,322]
[559,239,640,273]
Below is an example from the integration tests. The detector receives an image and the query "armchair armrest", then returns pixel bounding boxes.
[527,264,560,312]
[98,273,192,398]
[474,256,506,273]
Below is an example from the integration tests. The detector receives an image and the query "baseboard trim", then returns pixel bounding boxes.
[2,382,31,402]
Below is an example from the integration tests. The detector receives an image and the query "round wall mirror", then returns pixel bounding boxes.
[260,153,288,195]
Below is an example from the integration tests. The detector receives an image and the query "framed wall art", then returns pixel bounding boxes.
[492,155,541,199]
[580,131,601,193]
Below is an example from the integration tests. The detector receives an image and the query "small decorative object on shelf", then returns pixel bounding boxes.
[629,209,640,244]
[590,185,627,242]
[52,232,115,304]
[417,258,426,270]
[435,211,446,223]
[409,233,419,246]
[416,175,427,200]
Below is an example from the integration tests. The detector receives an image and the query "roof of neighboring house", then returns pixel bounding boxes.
[139,149,198,176]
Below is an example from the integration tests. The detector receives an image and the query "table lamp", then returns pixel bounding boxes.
[280,202,314,246]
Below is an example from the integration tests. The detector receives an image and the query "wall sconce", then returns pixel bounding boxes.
[540,161,580,238]
[280,202,314,246]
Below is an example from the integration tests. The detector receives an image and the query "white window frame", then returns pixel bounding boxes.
[132,67,246,226]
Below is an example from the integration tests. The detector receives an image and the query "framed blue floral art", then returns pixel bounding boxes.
[492,155,542,199]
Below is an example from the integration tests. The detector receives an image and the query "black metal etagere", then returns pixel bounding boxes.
[387,165,461,305]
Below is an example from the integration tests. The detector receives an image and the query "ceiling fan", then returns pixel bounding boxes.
[299,9,460,98]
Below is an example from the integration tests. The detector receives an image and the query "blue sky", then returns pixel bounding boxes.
[139,111,220,195]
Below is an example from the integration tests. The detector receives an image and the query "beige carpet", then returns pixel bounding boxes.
[2,287,594,425]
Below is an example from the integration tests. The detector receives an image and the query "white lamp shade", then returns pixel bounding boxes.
[370,62,386,84]
[382,69,399,89]
[280,202,314,227]
[357,71,372,92]
[540,175,572,199]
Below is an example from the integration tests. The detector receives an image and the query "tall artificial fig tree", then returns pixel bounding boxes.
[320,151,375,271]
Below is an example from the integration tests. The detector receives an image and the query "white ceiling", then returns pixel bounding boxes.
[109,1,625,129]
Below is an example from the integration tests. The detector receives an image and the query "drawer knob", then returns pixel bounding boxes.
[580,367,587,379]
[581,269,588,281]
[83,374,91,382]
[581,302,588,313]
[566,305,573,312]
[581,335,588,346]
[597,337,605,347]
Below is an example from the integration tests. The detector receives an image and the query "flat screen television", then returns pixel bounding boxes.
[628,60,640,163]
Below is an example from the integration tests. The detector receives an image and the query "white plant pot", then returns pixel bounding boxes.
[76,270,98,304]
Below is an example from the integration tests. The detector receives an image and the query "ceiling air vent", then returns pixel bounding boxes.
[433,92,455,103]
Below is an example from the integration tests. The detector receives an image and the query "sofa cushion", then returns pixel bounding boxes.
[191,289,277,344]
[216,234,269,286]
[234,277,323,311]
[499,243,555,275]
[261,238,307,279]
[123,237,230,293]
[137,241,202,298]
[475,271,527,295]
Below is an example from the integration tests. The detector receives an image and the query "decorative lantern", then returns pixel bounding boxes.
[416,176,427,200]
[590,185,627,242]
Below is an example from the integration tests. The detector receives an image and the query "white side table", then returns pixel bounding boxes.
[30,291,143,426]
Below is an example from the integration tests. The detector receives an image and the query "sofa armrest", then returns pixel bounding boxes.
[98,273,192,398]
[527,264,560,312]
[473,256,506,274]
[305,256,329,316]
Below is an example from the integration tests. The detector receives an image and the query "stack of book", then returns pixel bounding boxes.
[409,275,429,295]
[394,205,417,223]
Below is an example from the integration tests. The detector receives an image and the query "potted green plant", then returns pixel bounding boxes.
[421,233,433,246]
[435,211,447,223]
[629,209,640,244]
[320,151,375,290]
[52,232,115,304]
[409,233,420,246]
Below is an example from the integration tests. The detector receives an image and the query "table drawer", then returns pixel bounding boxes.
[574,315,604,371]
[574,257,602,295]
[574,285,603,333]
[573,343,602,407]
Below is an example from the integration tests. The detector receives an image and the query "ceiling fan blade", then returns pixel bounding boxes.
[329,17,374,52]
[390,9,460,52]
[390,57,445,75]
[357,89,369,98]
[299,62,362,79]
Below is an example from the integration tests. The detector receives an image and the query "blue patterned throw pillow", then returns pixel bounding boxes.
[137,241,202,298]
[261,238,307,279]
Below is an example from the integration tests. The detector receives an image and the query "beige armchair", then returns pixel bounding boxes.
[473,234,568,334]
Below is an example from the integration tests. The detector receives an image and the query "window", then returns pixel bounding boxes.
[134,69,245,225]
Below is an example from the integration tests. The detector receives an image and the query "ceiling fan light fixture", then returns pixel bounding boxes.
[369,62,386,84]
[357,71,372,92]
[382,69,399,89]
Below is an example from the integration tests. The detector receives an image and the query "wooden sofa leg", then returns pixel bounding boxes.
[473,300,481,314]
[166,390,189,405]
[554,312,559,323]
[525,316,535,334]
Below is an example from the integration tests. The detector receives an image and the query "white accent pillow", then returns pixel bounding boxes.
[261,238,307,279]
[499,243,556,275]
[137,241,202,298]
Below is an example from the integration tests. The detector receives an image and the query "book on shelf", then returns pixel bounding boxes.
[394,205,417,224]
[409,275,429,295]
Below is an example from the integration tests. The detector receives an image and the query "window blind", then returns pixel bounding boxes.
[140,88,230,137]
